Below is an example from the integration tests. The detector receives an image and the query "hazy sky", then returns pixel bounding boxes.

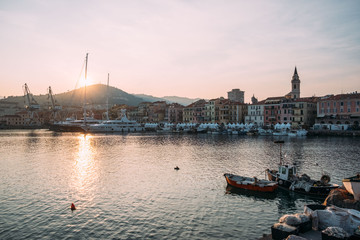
[0,0,359,102]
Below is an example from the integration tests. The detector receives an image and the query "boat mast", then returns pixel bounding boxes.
[274,140,284,165]
[83,53,88,125]
[106,73,109,121]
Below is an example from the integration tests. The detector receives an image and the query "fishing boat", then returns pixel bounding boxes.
[266,141,338,197]
[224,173,278,192]
[342,174,360,201]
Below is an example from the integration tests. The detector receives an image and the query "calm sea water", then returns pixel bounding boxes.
[0,130,359,240]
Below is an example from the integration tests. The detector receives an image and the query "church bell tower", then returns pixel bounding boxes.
[290,66,300,99]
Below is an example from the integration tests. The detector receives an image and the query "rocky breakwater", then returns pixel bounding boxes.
[324,186,360,211]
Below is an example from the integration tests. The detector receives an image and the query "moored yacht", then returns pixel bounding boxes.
[82,109,144,133]
[49,116,101,132]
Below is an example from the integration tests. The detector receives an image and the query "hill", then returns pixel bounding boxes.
[1,84,202,108]
[134,94,200,106]
[1,84,145,107]
[162,96,201,106]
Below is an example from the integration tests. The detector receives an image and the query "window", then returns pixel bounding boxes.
[341,102,344,106]
[284,117,287,121]
[294,84,296,89]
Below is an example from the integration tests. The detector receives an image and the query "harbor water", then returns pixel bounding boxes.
[0,130,359,239]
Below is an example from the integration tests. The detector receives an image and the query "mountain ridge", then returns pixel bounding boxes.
[1,84,199,107]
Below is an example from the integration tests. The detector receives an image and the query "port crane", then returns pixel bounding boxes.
[47,86,62,122]
[23,83,40,125]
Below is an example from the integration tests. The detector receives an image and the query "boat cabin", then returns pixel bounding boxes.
[278,165,297,181]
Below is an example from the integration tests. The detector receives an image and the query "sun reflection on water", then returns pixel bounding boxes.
[72,134,97,193]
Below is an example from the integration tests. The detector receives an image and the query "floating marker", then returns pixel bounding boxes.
[71,203,76,211]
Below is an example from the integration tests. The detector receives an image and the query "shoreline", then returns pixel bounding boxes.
[1,126,360,137]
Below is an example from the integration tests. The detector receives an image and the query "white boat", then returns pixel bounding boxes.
[156,123,174,133]
[296,129,308,136]
[273,130,288,136]
[82,109,144,133]
[288,130,297,137]
[343,175,360,200]
[288,129,308,137]
[50,116,101,132]
[258,128,273,136]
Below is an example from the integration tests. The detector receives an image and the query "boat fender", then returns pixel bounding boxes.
[279,180,283,185]
[321,175,330,184]
[305,185,311,192]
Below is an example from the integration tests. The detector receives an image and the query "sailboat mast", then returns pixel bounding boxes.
[83,53,88,125]
[106,73,109,121]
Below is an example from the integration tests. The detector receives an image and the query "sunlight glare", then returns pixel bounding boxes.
[72,134,97,191]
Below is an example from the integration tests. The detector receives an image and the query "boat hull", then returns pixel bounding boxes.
[49,124,85,132]
[224,174,278,193]
[343,175,360,200]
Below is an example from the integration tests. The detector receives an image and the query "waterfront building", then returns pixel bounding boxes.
[228,102,248,123]
[279,99,295,124]
[203,98,248,124]
[263,97,282,127]
[292,97,318,128]
[183,99,207,123]
[205,97,231,124]
[167,103,184,123]
[316,92,360,128]
[227,89,245,103]
[245,100,265,126]
[147,101,167,123]
[0,110,42,126]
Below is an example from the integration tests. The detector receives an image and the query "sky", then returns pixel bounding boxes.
[0,0,359,103]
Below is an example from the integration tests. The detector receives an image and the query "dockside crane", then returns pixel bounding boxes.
[47,86,62,122]
[23,83,40,125]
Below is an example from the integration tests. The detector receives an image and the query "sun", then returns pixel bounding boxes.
[78,74,95,88]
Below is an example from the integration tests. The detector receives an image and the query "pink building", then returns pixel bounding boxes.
[317,93,360,126]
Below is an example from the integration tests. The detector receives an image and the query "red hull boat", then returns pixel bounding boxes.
[224,173,278,192]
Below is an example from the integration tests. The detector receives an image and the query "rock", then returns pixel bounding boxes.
[324,186,360,211]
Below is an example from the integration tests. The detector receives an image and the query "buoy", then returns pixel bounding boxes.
[71,203,76,211]
[174,166,180,170]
